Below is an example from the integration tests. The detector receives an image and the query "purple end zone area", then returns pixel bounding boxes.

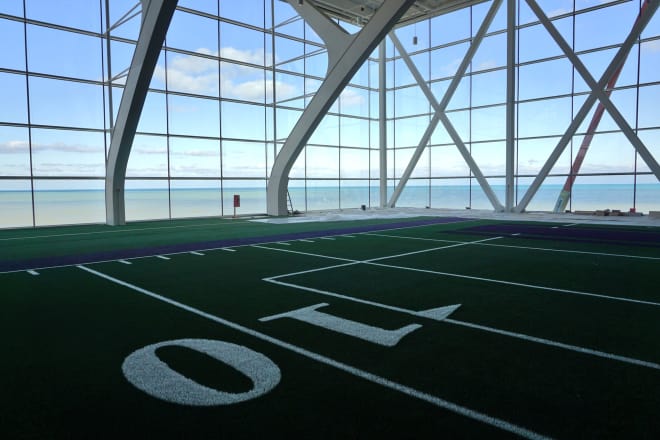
[1,216,467,272]
[455,223,660,247]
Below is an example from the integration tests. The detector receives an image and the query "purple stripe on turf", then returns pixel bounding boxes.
[1,216,467,272]
[456,224,660,247]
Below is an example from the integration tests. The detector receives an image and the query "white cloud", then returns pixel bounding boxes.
[476,60,498,71]
[133,145,167,155]
[642,40,660,54]
[0,140,102,154]
[154,47,299,102]
[339,88,366,107]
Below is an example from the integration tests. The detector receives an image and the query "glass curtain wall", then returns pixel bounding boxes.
[0,0,659,228]
[388,0,660,213]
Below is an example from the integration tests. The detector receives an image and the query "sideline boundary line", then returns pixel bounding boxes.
[77,264,550,440]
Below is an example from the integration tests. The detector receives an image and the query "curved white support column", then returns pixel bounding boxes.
[266,0,415,216]
[105,0,177,225]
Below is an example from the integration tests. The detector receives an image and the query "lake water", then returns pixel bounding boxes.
[1,184,658,228]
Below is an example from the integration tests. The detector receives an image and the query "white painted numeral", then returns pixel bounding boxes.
[260,303,421,347]
[122,339,280,406]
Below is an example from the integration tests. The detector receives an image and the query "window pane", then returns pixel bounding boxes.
[430,178,471,209]
[127,134,168,177]
[221,22,266,66]
[0,179,33,228]
[518,97,573,138]
[28,77,104,129]
[574,1,639,53]
[31,128,105,177]
[431,8,470,47]
[221,101,264,140]
[170,179,221,219]
[471,106,506,142]
[340,117,370,149]
[0,126,30,176]
[0,73,28,124]
[430,145,471,177]
[471,69,506,106]
[0,18,26,70]
[168,10,218,53]
[221,61,266,103]
[309,114,339,146]
[640,42,660,84]
[340,181,369,210]
[518,58,572,100]
[27,25,102,80]
[170,137,220,178]
[307,179,339,211]
[471,33,506,73]
[26,0,101,32]
[125,180,170,221]
[222,180,266,216]
[307,146,338,178]
[340,148,369,179]
[33,179,105,226]
[220,0,265,28]
[222,141,266,178]
[169,95,220,138]
[165,52,219,97]
[518,19,572,63]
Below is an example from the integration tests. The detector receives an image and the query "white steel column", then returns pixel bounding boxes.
[387,0,504,211]
[379,40,388,208]
[515,0,660,213]
[505,0,516,211]
[266,0,415,216]
[105,0,177,225]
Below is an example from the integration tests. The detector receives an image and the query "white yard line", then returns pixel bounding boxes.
[221,248,236,252]
[119,259,132,265]
[263,278,660,371]
[27,270,39,276]
[189,251,205,256]
[156,255,170,260]
[76,264,550,440]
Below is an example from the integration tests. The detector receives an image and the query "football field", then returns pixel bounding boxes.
[1,216,659,438]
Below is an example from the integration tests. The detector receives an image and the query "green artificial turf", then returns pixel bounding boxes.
[1,217,659,439]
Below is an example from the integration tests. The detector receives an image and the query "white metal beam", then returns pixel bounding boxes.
[505,0,516,211]
[266,0,416,216]
[379,40,388,208]
[515,0,659,213]
[105,0,177,225]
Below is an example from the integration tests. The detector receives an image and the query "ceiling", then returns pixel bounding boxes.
[308,0,488,27]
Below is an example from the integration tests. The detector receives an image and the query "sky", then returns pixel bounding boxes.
[0,0,659,194]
